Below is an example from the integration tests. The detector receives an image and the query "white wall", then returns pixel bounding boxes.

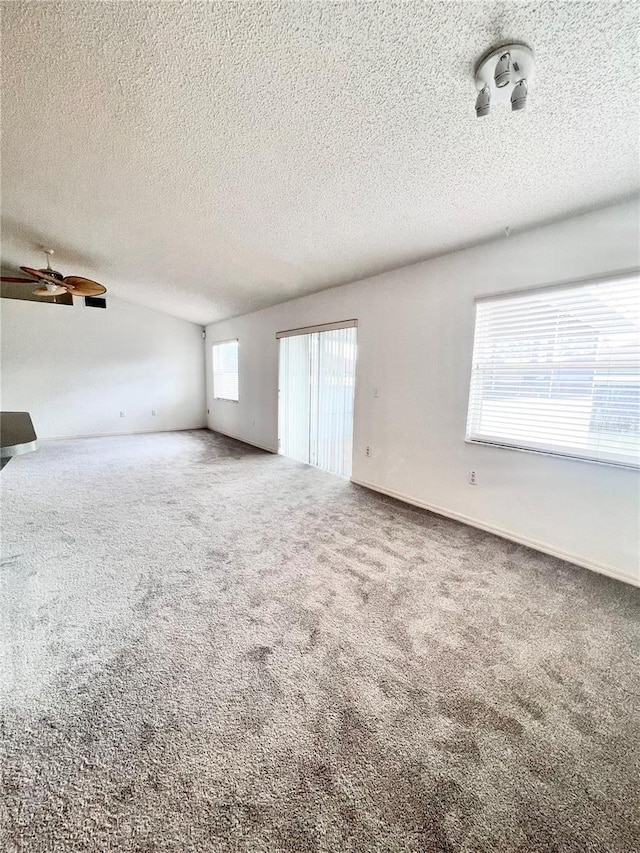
[1,296,206,439]
[205,200,640,585]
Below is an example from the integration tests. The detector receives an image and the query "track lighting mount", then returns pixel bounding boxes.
[474,42,535,117]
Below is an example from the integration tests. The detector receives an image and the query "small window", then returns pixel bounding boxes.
[466,274,640,468]
[212,339,239,402]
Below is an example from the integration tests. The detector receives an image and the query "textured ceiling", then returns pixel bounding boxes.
[1,1,639,324]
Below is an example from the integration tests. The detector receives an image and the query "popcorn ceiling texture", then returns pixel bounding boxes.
[1,2,639,323]
[2,431,639,851]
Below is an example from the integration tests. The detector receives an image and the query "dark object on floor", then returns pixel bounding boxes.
[0,411,38,470]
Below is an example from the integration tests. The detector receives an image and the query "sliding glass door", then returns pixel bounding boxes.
[278,324,357,477]
[278,333,312,465]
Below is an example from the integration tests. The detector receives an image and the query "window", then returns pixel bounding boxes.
[466,274,640,468]
[212,339,239,401]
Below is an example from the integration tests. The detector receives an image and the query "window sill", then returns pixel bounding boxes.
[465,438,640,471]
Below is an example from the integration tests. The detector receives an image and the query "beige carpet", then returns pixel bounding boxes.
[1,429,638,852]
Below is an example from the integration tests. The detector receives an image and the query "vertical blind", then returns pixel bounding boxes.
[279,325,357,477]
[466,273,640,468]
[278,333,311,464]
[212,339,239,401]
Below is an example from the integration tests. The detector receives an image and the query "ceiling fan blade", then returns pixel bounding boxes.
[63,276,107,296]
[20,266,65,286]
[0,277,36,283]
[32,284,68,297]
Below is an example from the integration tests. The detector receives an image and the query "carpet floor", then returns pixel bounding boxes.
[1,429,638,852]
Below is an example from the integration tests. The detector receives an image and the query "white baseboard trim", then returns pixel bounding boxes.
[206,427,277,454]
[350,477,639,588]
[42,425,207,441]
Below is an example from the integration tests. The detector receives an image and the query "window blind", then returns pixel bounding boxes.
[466,273,640,468]
[212,340,239,401]
[276,320,357,339]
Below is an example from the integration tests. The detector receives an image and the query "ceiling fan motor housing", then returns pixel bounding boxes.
[35,266,66,294]
[38,267,64,281]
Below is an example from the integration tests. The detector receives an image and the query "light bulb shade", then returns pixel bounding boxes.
[511,78,528,111]
[33,284,67,296]
[494,52,511,88]
[475,86,491,117]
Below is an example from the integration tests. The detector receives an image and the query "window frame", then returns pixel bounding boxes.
[212,338,239,403]
[465,271,640,470]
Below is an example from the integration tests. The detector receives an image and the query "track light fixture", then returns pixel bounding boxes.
[475,86,491,118]
[511,79,528,111]
[474,42,535,117]
[494,53,511,88]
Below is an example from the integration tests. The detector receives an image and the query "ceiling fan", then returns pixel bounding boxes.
[1,249,107,298]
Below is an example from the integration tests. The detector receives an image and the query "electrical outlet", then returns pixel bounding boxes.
[151,409,157,416]
[469,470,477,485]
[366,446,371,457]
[120,411,125,418]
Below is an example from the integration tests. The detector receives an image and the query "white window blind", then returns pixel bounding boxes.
[212,340,239,401]
[466,274,640,468]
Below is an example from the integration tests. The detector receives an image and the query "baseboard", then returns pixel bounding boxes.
[42,425,207,441]
[206,427,277,454]
[350,477,639,588]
